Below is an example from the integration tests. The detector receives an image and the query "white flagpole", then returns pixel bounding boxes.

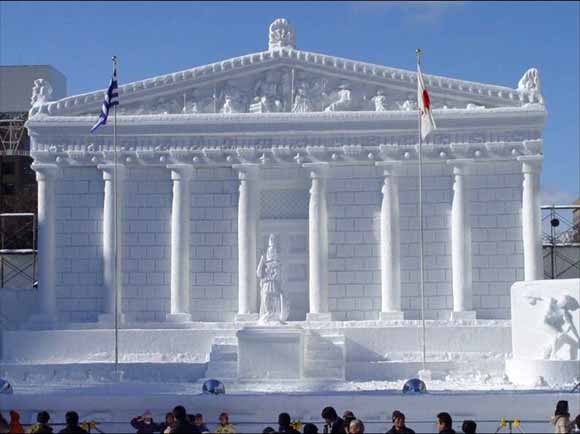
[416,48,427,372]
[112,55,119,373]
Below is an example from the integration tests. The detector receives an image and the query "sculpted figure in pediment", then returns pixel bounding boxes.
[219,83,246,113]
[371,90,388,112]
[251,71,284,113]
[324,83,353,112]
[291,85,313,113]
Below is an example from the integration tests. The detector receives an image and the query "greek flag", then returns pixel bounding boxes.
[90,68,119,133]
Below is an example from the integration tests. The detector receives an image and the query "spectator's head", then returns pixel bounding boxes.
[343,416,355,433]
[349,419,364,434]
[343,411,355,419]
[462,420,477,434]
[37,411,50,424]
[173,406,187,422]
[436,413,452,433]
[263,427,276,434]
[555,400,570,417]
[321,407,338,424]
[65,411,79,427]
[392,411,405,430]
[278,413,291,427]
[165,412,175,426]
[194,413,204,425]
[303,423,319,434]
[143,410,153,423]
[575,414,580,429]
[219,412,229,425]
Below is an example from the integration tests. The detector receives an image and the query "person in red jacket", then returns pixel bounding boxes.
[9,410,25,434]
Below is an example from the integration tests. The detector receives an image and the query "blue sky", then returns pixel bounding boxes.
[1,1,578,203]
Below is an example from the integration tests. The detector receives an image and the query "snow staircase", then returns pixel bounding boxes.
[303,331,346,380]
[204,335,239,379]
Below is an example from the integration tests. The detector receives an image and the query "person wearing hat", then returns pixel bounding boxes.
[131,410,161,434]
[386,411,415,434]
[28,411,53,434]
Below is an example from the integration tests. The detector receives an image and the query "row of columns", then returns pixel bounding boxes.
[30,156,544,326]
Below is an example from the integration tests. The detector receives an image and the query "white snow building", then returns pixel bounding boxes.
[2,19,551,382]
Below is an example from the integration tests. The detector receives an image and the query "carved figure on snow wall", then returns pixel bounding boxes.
[371,90,388,112]
[29,79,53,117]
[257,233,289,323]
[291,85,313,113]
[269,18,296,50]
[517,68,543,103]
[525,293,580,360]
[325,83,353,112]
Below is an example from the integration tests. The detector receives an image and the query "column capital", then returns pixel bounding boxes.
[375,161,402,176]
[167,164,193,181]
[517,155,543,174]
[303,162,330,179]
[31,163,60,181]
[97,163,126,180]
[447,159,474,175]
[232,163,260,180]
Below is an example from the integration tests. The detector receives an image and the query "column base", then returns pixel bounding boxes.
[450,310,476,321]
[306,312,333,322]
[24,313,58,330]
[380,311,405,321]
[235,313,260,322]
[165,313,192,323]
[98,313,126,327]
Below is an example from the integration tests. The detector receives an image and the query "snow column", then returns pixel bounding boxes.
[448,160,476,320]
[29,163,59,327]
[98,163,126,325]
[304,163,332,321]
[376,162,404,320]
[233,164,260,321]
[166,164,193,322]
[519,156,544,281]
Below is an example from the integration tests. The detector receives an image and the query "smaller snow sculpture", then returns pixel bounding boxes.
[269,18,296,50]
[398,100,416,111]
[29,78,53,117]
[517,68,543,104]
[220,95,237,114]
[291,85,313,113]
[525,294,580,360]
[371,90,388,112]
[324,84,352,112]
[257,233,289,323]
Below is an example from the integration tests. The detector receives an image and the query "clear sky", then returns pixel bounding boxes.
[1,1,578,204]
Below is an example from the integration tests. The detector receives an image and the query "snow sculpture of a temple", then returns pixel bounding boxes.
[5,19,551,381]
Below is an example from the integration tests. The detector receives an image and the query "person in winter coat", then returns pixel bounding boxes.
[0,412,9,434]
[131,410,161,434]
[436,413,456,434]
[170,406,199,434]
[574,415,580,433]
[160,413,175,434]
[277,413,299,434]
[321,407,344,434]
[193,414,209,433]
[28,411,53,434]
[385,411,415,434]
[215,413,235,434]
[552,400,573,434]
[9,411,25,434]
[57,412,87,434]
[348,419,364,434]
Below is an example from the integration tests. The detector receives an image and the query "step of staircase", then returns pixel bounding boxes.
[205,335,239,379]
[303,332,346,380]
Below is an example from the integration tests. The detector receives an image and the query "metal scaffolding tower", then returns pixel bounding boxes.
[542,204,580,279]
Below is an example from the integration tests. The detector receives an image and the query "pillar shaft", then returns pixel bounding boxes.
[98,164,125,323]
[304,163,330,320]
[31,163,59,323]
[520,157,543,281]
[378,164,402,317]
[167,164,193,322]
[233,164,260,320]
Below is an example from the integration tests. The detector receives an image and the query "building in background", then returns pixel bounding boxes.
[0,65,67,215]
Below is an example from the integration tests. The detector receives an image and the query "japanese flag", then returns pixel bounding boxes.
[417,63,436,140]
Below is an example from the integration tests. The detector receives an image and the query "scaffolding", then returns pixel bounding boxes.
[0,213,37,288]
[542,204,580,279]
[0,112,29,156]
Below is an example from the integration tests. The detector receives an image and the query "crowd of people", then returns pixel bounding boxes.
[1,400,579,433]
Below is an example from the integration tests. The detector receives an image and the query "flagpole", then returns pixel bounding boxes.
[112,55,119,374]
[416,48,427,372]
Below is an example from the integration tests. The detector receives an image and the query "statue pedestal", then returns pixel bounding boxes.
[237,326,304,380]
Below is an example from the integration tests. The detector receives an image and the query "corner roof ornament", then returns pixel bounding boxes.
[268,18,296,50]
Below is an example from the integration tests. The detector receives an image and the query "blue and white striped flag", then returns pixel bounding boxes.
[90,67,119,133]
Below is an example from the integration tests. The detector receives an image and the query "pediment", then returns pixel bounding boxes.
[31,20,544,119]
